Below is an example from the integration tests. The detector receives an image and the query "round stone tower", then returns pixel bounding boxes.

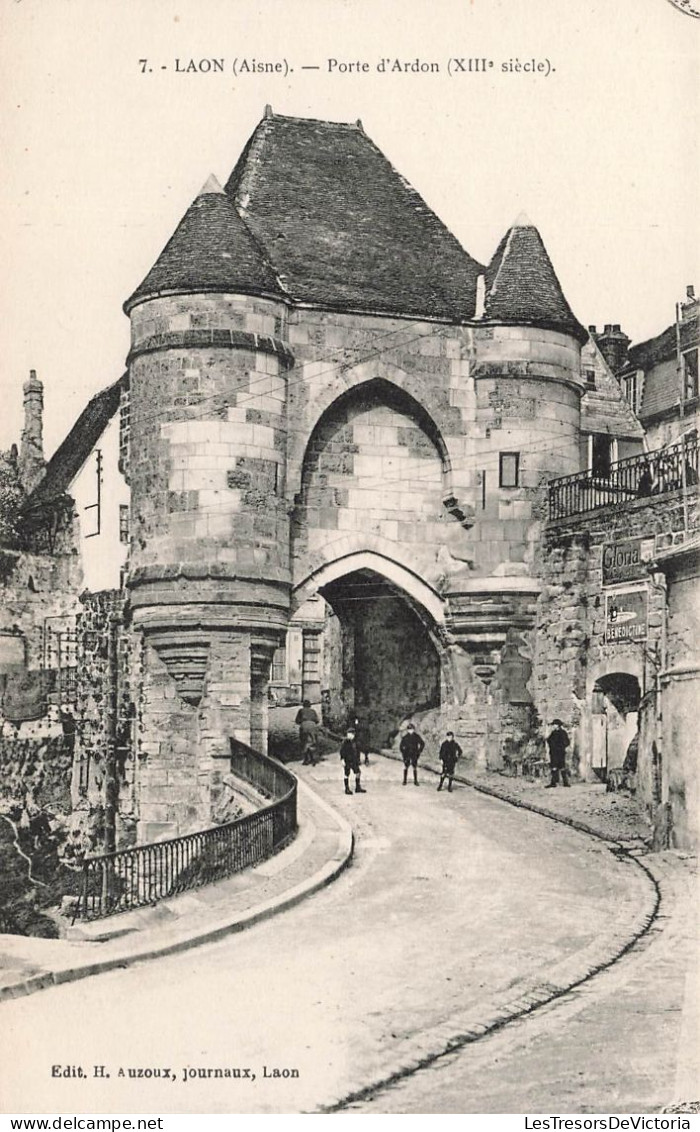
[445,214,588,698]
[123,176,292,840]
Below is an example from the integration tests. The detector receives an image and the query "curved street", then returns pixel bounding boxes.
[0,755,677,1114]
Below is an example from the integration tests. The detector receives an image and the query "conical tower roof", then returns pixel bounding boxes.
[483,215,587,343]
[124,176,282,312]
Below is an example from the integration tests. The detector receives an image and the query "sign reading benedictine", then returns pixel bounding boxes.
[605,588,648,644]
[602,538,654,586]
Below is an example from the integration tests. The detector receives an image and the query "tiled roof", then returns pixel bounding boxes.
[483,215,587,344]
[25,376,126,511]
[626,314,697,371]
[624,312,699,421]
[125,176,282,312]
[224,113,485,320]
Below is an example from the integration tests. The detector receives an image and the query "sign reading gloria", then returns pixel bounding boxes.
[602,537,654,585]
[605,588,648,643]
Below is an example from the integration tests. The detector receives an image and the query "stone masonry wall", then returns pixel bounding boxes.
[292,396,444,576]
[350,590,440,749]
[128,293,290,583]
[532,489,699,811]
[286,310,475,589]
[288,314,585,597]
[135,630,254,841]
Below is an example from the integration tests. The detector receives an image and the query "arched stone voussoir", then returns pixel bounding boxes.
[588,654,645,693]
[287,364,459,502]
[292,541,446,628]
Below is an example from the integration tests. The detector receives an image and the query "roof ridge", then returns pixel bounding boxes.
[25,375,127,511]
[264,109,363,129]
[488,224,518,300]
[233,200,291,300]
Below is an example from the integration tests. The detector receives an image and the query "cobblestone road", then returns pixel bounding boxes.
[345,852,698,1114]
[0,755,663,1114]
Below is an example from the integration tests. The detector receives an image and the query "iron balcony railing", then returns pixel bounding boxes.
[75,740,297,921]
[548,434,699,521]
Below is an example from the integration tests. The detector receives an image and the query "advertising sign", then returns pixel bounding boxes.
[605,587,648,643]
[602,538,654,586]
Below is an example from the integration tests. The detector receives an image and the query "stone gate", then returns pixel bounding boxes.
[121,110,604,840]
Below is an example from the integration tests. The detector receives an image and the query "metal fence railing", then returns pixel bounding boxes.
[75,740,297,922]
[548,433,699,521]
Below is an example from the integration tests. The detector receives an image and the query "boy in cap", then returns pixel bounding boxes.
[339,729,366,795]
[437,731,462,792]
[399,722,425,785]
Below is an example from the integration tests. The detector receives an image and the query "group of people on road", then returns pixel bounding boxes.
[338,721,463,797]
[297,700,573,796]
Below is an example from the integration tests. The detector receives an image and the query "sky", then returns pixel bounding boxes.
[1,0,699,457]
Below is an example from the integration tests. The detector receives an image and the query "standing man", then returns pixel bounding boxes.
[545,719,571,787]
[399,722,425,786]
[437,731,462,792]
[340,729,366,795]
[295,699,319,765]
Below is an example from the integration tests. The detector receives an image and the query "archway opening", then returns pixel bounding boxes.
[320,567,441,750]
[590,671,641,779]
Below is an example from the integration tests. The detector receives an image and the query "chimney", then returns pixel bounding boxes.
[687,285,695,301]
[593,325,630,375]
[474,274,486,319]
[19,369,45,493]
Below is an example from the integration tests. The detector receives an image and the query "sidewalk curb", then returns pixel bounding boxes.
[0,780,354,1005]
[316,751,662,1114]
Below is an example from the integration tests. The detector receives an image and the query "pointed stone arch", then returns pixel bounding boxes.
[292,544,446,628]
[287,368,458,502]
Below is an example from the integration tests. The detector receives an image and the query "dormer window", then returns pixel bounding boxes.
[683,348,699,401]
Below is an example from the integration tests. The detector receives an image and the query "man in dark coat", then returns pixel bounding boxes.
[437,731,462,792]
[399,722,425,786]
[546,719,571,787]
[295,699,319,765]
[339,729,366,795]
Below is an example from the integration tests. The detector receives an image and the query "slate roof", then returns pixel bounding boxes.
[222,112,485,320]
[125,176,282,312]
[623,311,699,421]
[25,375,126,511]
[483,214,588,344]
[126,111,588,334]
[626,314,697,371]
